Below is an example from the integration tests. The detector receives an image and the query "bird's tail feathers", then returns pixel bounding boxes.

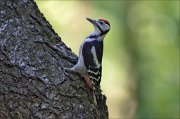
[92,84,103,109]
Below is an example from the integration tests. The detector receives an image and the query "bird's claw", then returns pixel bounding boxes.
[63,68,72,75]
[63,67,79,76]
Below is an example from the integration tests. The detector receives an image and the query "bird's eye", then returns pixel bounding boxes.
[99,21,104,25]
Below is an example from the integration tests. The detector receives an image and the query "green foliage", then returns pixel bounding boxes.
[36,0,179,118]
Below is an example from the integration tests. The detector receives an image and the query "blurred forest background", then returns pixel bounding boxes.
[35,0,179,118]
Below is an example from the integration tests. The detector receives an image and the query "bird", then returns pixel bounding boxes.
[65,17,110,106]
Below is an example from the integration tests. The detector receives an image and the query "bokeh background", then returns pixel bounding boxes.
[35,0,179,118]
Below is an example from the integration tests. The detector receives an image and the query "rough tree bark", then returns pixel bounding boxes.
[0,0,108,118]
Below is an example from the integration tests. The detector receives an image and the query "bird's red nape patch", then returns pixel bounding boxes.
[99,18,110,26]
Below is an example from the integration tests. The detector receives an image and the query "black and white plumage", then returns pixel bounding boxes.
[82,39,103,87]
[67,18,110,106]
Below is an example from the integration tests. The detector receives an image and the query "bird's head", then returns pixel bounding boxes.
[86,18,110,35]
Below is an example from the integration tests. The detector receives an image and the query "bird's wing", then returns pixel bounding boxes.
[82,41,103,86]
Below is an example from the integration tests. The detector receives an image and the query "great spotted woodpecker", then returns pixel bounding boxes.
[66,18,110,105]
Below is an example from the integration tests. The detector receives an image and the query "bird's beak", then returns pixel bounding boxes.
[86,18,96,25]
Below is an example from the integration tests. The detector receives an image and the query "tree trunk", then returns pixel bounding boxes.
[0,0,108,118]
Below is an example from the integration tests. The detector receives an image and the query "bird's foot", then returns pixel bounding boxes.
[64,67,72,72]
[63,67,73,75]
[63,67,79,76]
